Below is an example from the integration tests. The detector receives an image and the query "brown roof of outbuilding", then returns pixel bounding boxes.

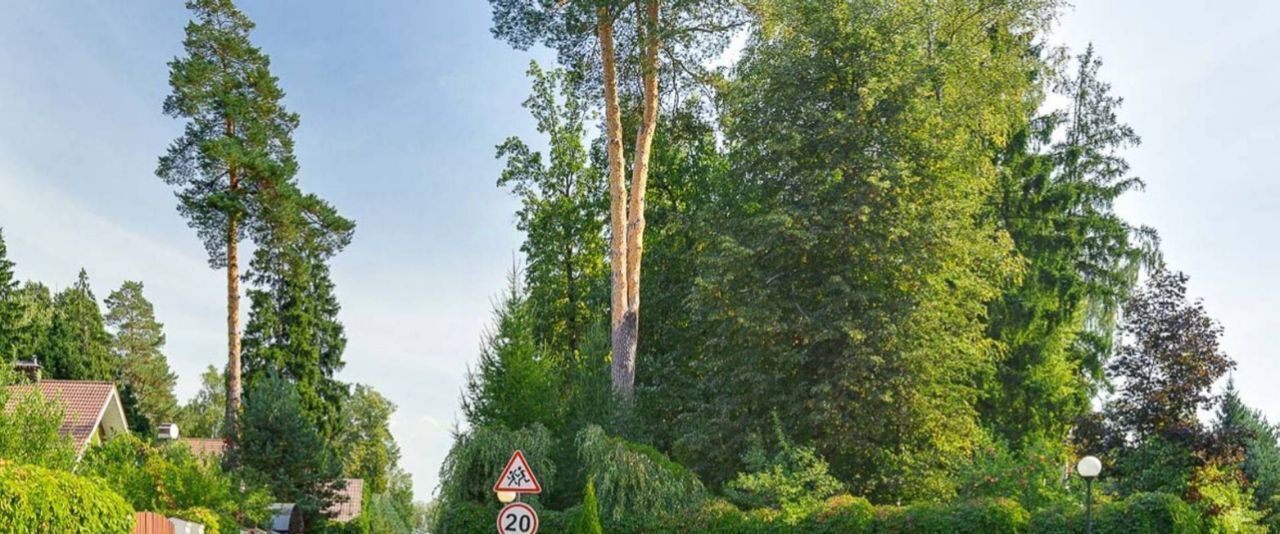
[177,437,226,459]
[327,478,364,522]
[4,380,119,454]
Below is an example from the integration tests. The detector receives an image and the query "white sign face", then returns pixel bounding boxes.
[493,450,542,493]
[496,502,539,534]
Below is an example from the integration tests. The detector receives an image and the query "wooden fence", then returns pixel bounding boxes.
[133,512,175,534]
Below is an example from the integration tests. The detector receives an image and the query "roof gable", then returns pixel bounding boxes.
[4,380,128,455]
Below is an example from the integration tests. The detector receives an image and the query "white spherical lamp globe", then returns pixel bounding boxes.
[1077,455,1102,478]
[496,490,517,503]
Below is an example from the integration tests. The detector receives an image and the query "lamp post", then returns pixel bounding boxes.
[1077,455,1102,534]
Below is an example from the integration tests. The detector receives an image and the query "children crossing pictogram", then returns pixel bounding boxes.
[493,450,542,494]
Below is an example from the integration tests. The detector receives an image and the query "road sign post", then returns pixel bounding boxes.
[494,450,542,533]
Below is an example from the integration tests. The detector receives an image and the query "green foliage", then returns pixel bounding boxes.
[42,269,115,381]
[6,282,54,363]
[1096,492,1202,534]
[496,62,607,361]
[0,461,134,533]
[1215,379,1280,526]
[1190,463,1266,533]
[1112,434,1199,496]
[336,384,400,494]
[576,424,705,521]
[242,225,352,445]
[574,478,605,534]
[434,423,555,517]
[238,372,344,523]
[0,228,20,361]
[801,495,875,533]
[79,434,272,534]
[0,367,77,470]
[174,364,225,438]
[104,281,178,434]
[463,275,562,432]
[724,416,843,522]
[682,0,1054,501]
[172,507,222,534]
[956,437,1077,511]
[982,46,1156,449]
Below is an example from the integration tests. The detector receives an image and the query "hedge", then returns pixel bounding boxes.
[1029,492,1202,534]
[0,461,135,533]
[432,491,1204,533]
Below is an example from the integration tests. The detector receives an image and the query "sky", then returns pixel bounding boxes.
[0,0,1276,500]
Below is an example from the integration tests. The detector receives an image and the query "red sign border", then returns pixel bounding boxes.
[493,450,543,494]
[496,501,539,534]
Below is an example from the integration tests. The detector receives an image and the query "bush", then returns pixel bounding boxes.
[876,498,1028,534]
[0,369,77,470]
[79,434,272,533]
[1029,492,1202,534]
[435,424,556,509]
[0,461,134,533]
[725,416,844,523]
[801,495,875,533]
[574,479,604,534]
[577,425,705,521]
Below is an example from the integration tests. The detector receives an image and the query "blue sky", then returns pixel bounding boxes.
[0,1,1276,500]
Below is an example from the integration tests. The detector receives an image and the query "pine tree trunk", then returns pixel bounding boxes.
[597,7,637,401]
[223,119,242,466]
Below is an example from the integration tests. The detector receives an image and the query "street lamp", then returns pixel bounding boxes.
[1077,455,1102,534]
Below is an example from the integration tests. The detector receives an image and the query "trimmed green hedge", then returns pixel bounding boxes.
[0,461,135,533]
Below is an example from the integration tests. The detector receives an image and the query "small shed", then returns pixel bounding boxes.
[267,503,304,534]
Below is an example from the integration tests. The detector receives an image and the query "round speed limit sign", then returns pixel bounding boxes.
[497,502,538,534]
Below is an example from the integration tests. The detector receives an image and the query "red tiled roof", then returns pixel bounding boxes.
[327,478,364,522]
[4,380,118,454]
[178,437,226,458]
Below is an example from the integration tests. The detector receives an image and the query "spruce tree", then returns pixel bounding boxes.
[105,281,179,433]
[7,282,54,364]
[0,228,20,361]
[239,372,343,523]
[42,270,115,381]
[1216,379,1280,520]
[241,213,352,444]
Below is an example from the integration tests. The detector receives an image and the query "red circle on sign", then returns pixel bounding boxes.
[496,502,539,534]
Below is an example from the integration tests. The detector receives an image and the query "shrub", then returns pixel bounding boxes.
[801,494,875,533]
[574,479,604,534]
[577,425,705,521]
[0,369,77,470]
[80,434,272,533]
[435,423,556,508]
[172,507,220,534]
[875,498,1028,534]
[956,437,1077,511]
[0,461,134,533]
[1097,492,1202,534]
[724,416,844,523]
[1030,492,1202,534]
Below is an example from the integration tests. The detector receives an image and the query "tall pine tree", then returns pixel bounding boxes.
[157,0,317,458]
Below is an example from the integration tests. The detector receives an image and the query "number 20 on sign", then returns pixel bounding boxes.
[497,502,538,534]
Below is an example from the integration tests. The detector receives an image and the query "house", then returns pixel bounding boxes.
[4,373,129,459]
[177,437,226,460]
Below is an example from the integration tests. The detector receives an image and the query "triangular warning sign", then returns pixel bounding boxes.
[493,450,542,494]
